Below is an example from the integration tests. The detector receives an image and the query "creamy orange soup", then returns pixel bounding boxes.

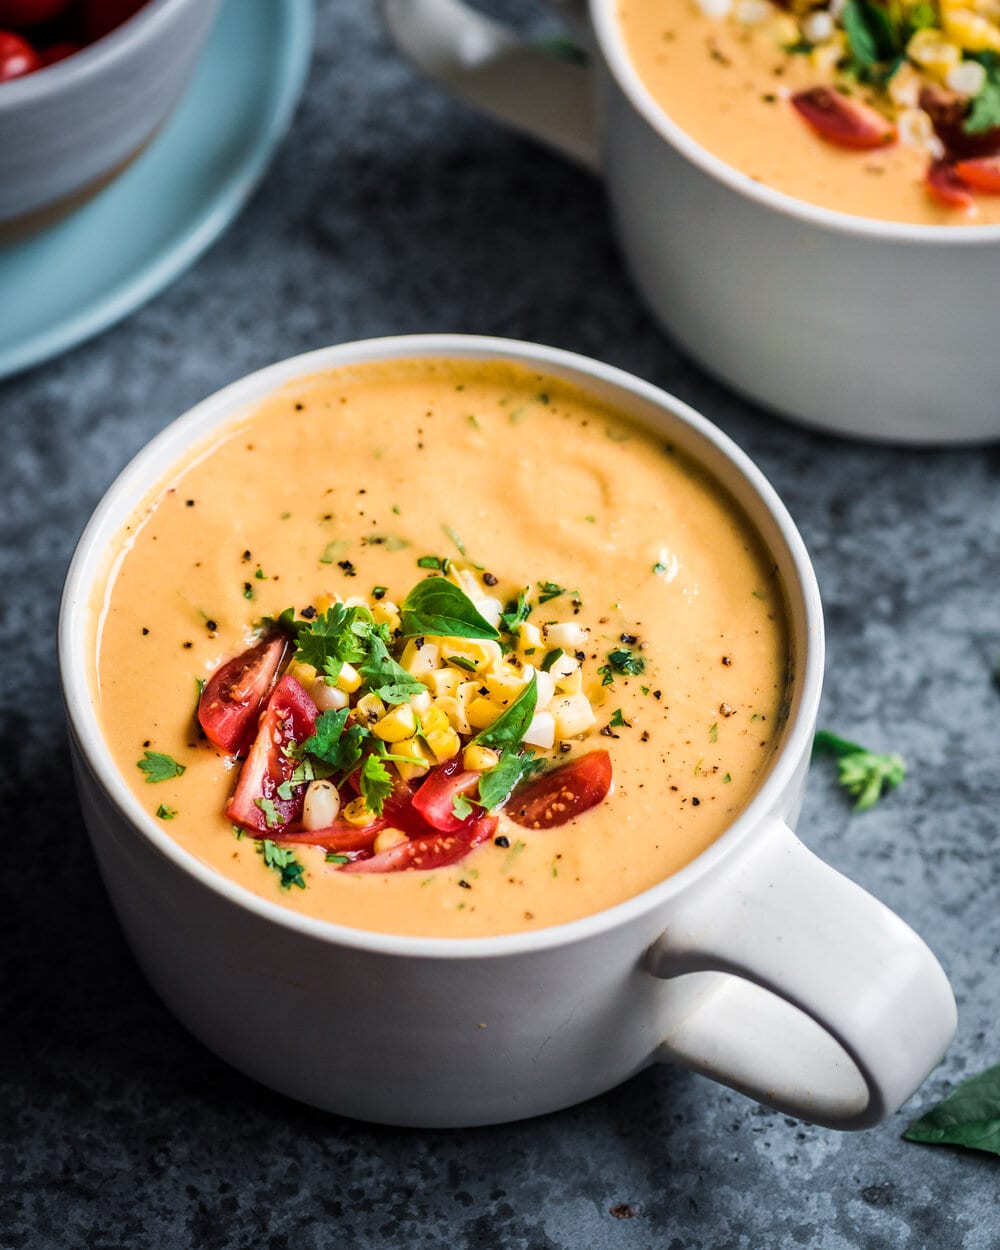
[91,358,790,938]
[619,0,1000,224]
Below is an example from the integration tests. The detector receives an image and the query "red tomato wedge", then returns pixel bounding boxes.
[270,819,386,854]
[198,633,288,755]
[226,676,318,834]
[506,751,613,830]
[925,159,973,209]
[790,88,895,150]
[39,40,81,65]
[341,814,497,874]
[0,30,40,80]
[953,156,1000,193]
[411,756,482,832]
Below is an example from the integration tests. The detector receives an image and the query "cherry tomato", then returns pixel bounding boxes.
[83,0,145,42]
[226,676,318,834]
[790,87,895,150]
[0,29,40,79]
[920,85,1000,160]
[39,39,81,65]
[953,156,1000,193]
[411,756,482,832]
[506,751,613,830]
[341,814,497,874]
[925,159,973,209]
[198,633,288,756]
[270,819,386,855]
[0,0,73,26]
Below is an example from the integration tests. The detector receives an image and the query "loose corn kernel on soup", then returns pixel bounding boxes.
[91,357,791,938]
[619,0,1000,223]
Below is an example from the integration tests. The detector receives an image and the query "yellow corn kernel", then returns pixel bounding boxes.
[371,602,401,633]
[336,662,363,694]
[440,637,503,673]
[435,694,472,736]
[517,622,544,654]
[467,696,503,730]
[446,562,483,600]
[421,704,450,734]
[552,693,597,739]
[410,689,432,716]
[355,692,386,724]
[400,637,441,677]
[942,8,1000,50]
[484,665,530,703]
[888,61,923,108]
[343,797,374,826]
[556,667,583,695]
[425,726,461,763]
[394,736,435,782]
[810,29,846,73]
[523,711,556,750]
[286,659,317,685]
[766,12,800,45]
[463,743,499,771]
[907,28,963,73]
[374,827,409,853]
[373,703,418,742]
[424,668,461,698]
[314,593,337,614]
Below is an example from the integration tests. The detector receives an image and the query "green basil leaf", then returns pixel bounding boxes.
[477,749,542,811]
[471,675,537,751]
[903,1065,1000,1156]
[399,579,499,640]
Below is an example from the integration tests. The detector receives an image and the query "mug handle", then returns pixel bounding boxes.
[378,0,600,170]
[648,818,957,1129]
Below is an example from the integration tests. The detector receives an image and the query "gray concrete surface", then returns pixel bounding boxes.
[1,3,997,1247]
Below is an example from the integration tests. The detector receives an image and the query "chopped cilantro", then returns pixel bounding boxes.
[359,634,427,704]
[606,648,646,679]
[609,708,627,728]
[452,792,475,820]
[499,590,531,634]
[258,839,306,890]
[155,804,177,820]
[540,648,564,673]
[137,750,186,784]
[442,524,466,556]
[652,560,667,576]
[302,709,367,775]
[359,753,393,817]
[325,853,350,865]
[254,796,281,828]
[319,539,350,565]
[448,654,479,674]
[813,730,906,811]
[293,603,368,680]
[709,722,718,743]
[417,555,445,570]
[965,64,1000,134]
[537,581,568,604]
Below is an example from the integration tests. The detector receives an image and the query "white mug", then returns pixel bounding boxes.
[59,335,956,1128]
[381,0,1000,446]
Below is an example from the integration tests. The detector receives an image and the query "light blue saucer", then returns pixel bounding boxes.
[0,0,313,380]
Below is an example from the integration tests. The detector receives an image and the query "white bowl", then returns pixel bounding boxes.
[0,0,220,230]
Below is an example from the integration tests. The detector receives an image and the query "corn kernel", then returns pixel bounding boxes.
[768,11,802,44]
[517,622,544,653]
[400,638,441,677]
[463,743,499,771]
[532,668,555,711]
[543,622,589,650]
[421,704,450,734]
[440,637,503,672]
[314,593,337,614]
[947,57,988,94]
[336,662,363,694]
[371,602,401,632]
[424,668,461,697]
[287,659,317,685]
[425,726,461,763]
[810,30,846,73]
[373,704,418,742]
[941,8,1000,50]
[468,696,503,730]
[477,597,503,629]
[523,711,556,750]
[343,796,374,826]
[888,62,923,108]
[484,664,531,703]
[374,827,409,853]
[552,693,597,739]
[311,680,349,712]
[436,694,472,735]
[355,692,386,724]
[800,10,832,42]
[549,651,580,683]
[908,28,963,74]
[409,689,432,715]
[303,779,341,830]
[394,736,435,781]
[557,668,583,695]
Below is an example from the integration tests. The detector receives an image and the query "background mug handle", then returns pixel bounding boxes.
[378,0,600,170]
[649,818,957,1129]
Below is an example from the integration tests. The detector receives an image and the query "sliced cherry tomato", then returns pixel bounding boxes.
[925,159,973,209]
[198,633,288,756]
[791,87,895,150]
[0,0,73,26]
[920,84,1000,160]
[39,39,81,65]
[506,750,613,830]
[953,156,1000,193]
[0,29,40,79]
[83,0,145,42]
[226,676,318,834]
[411,756,482,832]
[270,818,386,854]
[341,814,497,874]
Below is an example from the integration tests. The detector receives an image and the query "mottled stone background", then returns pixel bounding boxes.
[1,3,997,1248]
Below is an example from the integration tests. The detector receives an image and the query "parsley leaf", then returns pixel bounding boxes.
[537,580,568,604]
[499,590,531,634]
[155,804,177,820]
[294,603,368,680]
[399,579,499,640]
[472,675,538,752]
[812,730,906,810]
[255,796,281,828]
[965,65,1000,134]
[137,751,186,784]
[258,839,307,890]
[358,634,427,705]
[478,749,543,811]
[903,1064,1000,1157]
[359,752,393,817]
[302,709,368,775]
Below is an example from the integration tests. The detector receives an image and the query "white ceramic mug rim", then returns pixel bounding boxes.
[0,0,185,107]
[589,0,1000,244]
[59,333,824,961]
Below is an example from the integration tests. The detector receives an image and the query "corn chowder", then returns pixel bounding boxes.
[619,0,1000,222]
[91,358,790,938]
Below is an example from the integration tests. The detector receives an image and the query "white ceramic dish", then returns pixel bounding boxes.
[381,0,1000,445]
[0,0,221,228]
[59,335,956,1128]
